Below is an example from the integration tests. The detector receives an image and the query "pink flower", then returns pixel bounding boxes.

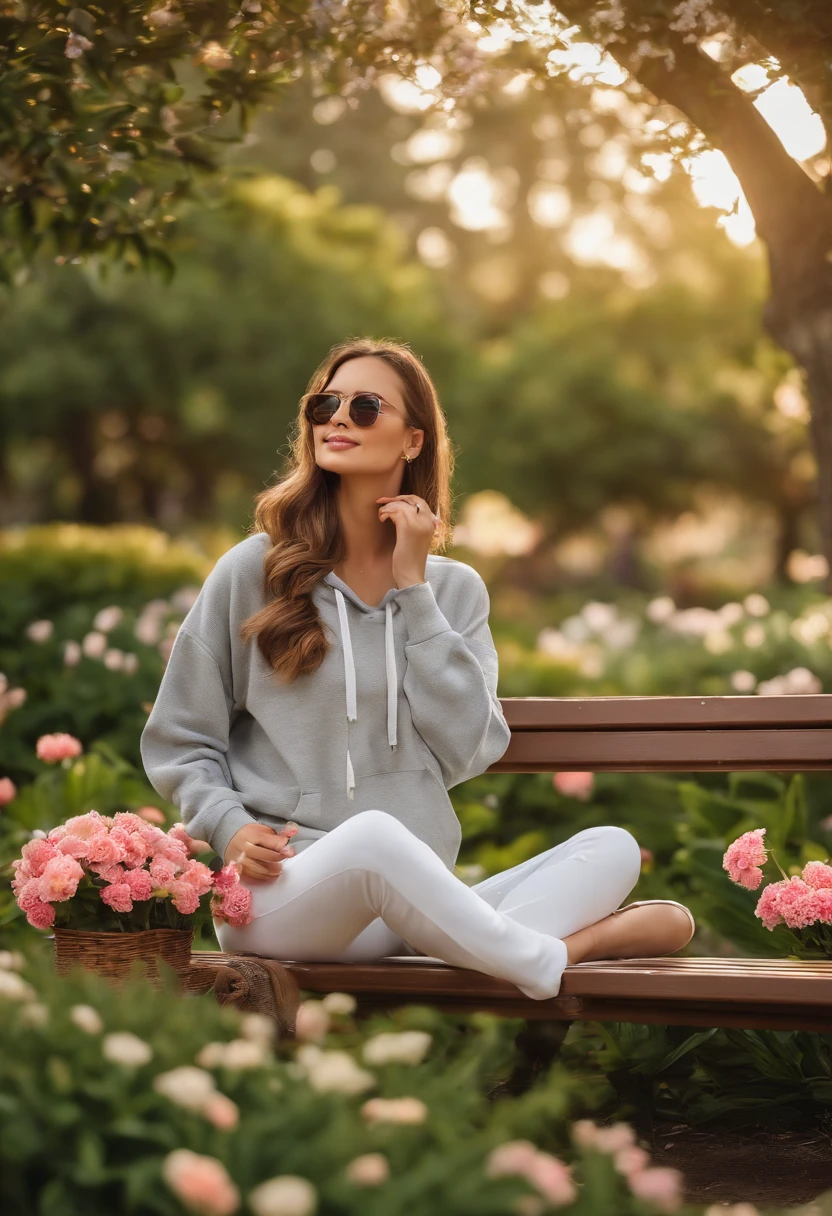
[628,1166,683,1213]
[212,862,243,893]
[810,888,832,923]
[802,861,832,890]
[25,896,56,929]
[38,855,84,902]
[137,806,166,824]
[110,826,148,869]
[345,1152,390,1186]
[755,881,785,930]
[150,834,189,868]
[180,860,215,896]
[614,1146,651,1175]
[723,828,767,889]
[169,821,212,856]
[523,1153,577,1205]
[161,1149,240,1215]
[97,862,126,884]
[112,811,152,833]
[86,833,126,868]
[36,733,83,763]
[213,884,252,927]
[202,1093,239,1130]
[0,776,17,805]
[54,834,90,860]
[20,838,58,877]
[60,810,111,840]
[168,881,200,915]
[100,882,134,913]
[486,1141,541,1178]
[776,876,819,930]
[124,869,153,901]
[150,856,179,886]
[553,771,594,800]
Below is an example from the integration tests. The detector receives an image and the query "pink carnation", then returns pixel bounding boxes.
[723,828,767,889]
[628,1167,683,1213]
[100,882,133,913]
[212,884,252,927]
[755,881,785,931]
[149,834,189,868]
[775,876,818,930]
[553,771,594,801]
[123,868,153,901]
[86,832,126,868]
[20,837,58,877]
[0,776,17,805]
[168,880,200,915]
[96,862,126,884]
[137,806,166,824]
[54,834,90,859]
[150,856,179,887]
[60,810,111,841]
[26,897,57,929]
[36,732,83,763]
[212,862,243,894]
[810,888,832,924]
[110,826,148,869]
[802,861,832,890]
[38,854,84,902]
[111,811,151,833]
[180,860,215,896]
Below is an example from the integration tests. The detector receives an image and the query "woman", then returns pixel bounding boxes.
[140,337,694,1000]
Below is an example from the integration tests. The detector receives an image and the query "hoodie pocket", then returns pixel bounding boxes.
[292,791,322,819]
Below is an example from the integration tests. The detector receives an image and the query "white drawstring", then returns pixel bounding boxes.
[334,587,398,801]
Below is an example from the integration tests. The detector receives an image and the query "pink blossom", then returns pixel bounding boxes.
[60,810,111,840]
[614,1146,651,1175]
[97,862,126,884]
[212,862,243,893]
[168,880,200,915]
[202,1093,239,1130]
[124,869,153,901]
[180,860,215,896]
[802,861,832,890]
[86,833,126,868]
[523,1153,577,1205]
[150,856,179,886]
[755,881,785,931]
[628,1166,683,1213]
[553,771,594,800]
[25,896,56,929]
[100,882,134,913]
[810,888,832,923]
[723,828,767,889]
[212,884,252,927]
[161,1149,240,1216]
[38,855,84,902]
[54,834,90,860]
[170,821,212,856]
[112,811,151,833]
[137,806,166,824]
[149,834,189,867]
[20,838,58,877]
[0,776,17,805]
[36,733,83,763]
[110,826,148,869]
[774,876,818,930]
[486,1141,543,1178]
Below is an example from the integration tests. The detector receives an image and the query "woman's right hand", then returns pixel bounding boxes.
[223,821,298,884]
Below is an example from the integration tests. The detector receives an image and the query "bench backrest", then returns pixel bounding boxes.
[491,695,832,772]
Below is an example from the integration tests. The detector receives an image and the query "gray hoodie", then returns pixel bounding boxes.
[140,531,511,871]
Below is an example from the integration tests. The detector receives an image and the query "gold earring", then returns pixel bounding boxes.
[402,453,412,463]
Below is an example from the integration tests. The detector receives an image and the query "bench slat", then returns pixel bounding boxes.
[500,695,832,730]
[489,728,832,771]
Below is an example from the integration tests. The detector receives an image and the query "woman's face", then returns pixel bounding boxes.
[310,355,422,476]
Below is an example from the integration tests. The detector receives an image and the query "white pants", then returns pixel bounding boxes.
[214,809,642,1000]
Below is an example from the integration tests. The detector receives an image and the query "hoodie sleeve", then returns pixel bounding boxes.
[394,570,512,788]
[139,624,255,863]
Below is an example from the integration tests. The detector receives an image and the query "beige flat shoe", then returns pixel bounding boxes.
[611,898,696,948]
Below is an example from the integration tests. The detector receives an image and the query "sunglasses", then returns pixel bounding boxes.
[303,390,399,428]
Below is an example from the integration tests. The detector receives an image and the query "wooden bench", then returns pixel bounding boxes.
[185,695,832,1079]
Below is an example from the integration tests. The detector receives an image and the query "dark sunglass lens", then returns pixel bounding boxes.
[351,394,382,426]
[307,394,340,423]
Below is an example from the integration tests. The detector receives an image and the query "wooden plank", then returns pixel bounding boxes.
[499,695,832,731]
[488,729,832,772]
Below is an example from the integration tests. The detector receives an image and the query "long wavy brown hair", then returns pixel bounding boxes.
[239,337,457,683]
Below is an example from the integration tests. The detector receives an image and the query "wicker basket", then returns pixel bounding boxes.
[54,927,194,989]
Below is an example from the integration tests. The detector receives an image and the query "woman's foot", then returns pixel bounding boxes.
[562,902,694,965]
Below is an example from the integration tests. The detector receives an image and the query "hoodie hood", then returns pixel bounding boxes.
[322,571,400,801]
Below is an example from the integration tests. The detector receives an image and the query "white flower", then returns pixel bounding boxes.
[581,601,616,633]
[345,1152,390,1186]
[361,1095,428,1123]
[361,1030,432,1066]
[134,612,163,646]
[63,640,82,667]
[248,1175,317,1216]
[19,1002,49,1026]
[25,619,53,643]
[122,653,139,675]
[744,593,770,617]
[295,999,330,1041]
[730,670,757,693]
[0,970,36,1001]
[320,991,356,1016]
[240,1012,276,1044]
[153,1065,217,1110]
[743,624,766,648]
[71,1004,104,1034]
[223,1038,269,1069]
[301,1049,376,1094]
[93,606,124,632]
[82,630,107,659]
[65,32,93,58]
[200,40,234,68]
[704,629,733,655]
[717,602,744,628]
[103,648,125,671]
[0,950,25,970]
[646,596,675,624]
[102,1031,153,1067]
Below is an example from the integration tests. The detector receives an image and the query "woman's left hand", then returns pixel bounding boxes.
[377,494,441,589]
